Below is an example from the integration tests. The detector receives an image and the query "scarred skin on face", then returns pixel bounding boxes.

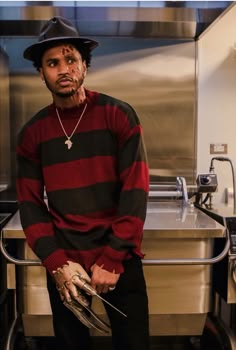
[61,45,80,81]
[39,44,87,109]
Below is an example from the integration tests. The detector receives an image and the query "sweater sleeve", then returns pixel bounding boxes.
[16,122,69,274]
[95,104,149,273]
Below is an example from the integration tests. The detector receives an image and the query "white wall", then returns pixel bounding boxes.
[197,2,236,205]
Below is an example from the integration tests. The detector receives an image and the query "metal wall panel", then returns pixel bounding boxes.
[7,37,196,184]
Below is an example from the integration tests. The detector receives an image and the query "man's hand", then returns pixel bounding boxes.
[52,261,111,333]
[90,264,120,294]
[52,260,91,302]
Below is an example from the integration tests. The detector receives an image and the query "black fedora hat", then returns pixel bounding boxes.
[23,16,99,62]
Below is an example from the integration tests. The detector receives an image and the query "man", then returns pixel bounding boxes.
[16,16,150,350]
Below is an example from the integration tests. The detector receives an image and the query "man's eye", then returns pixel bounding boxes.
[67,58,75,64]
[48,61,56,67]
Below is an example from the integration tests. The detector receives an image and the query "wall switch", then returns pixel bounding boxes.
[210,143,228,154]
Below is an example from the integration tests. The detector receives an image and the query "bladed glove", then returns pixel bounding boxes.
[53,260,110,333]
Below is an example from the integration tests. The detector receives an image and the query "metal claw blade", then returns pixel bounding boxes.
[95,293,127,318]
[64,299,110,334]
[80,280,127,318]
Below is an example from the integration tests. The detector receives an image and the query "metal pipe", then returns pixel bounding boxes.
[0,230,41,266]
[177,176,189,205]
[5,316,19,350]
[142,226,230,265]
[149,191,183,198]
[1,228,229,267]
[209,156,236,215]
[230,258,236,285]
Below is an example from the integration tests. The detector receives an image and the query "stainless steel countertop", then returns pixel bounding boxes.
[2,201,225,239]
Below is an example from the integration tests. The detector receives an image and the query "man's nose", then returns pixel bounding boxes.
[58,61,69,74]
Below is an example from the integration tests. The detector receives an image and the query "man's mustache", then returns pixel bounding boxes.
[57,75,73,83]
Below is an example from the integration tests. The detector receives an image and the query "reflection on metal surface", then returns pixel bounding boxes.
[2,203,225,239]
[86,39,196,182]
[2,205,225,337]
[149,176,189,203]
[17,237,219,336]
[196,205,236,305]
[145,201,224,233]
[0,213,11,227]
[0,3,233,186]
[0,3,232,38]
[7,38,197,183]
[0,47,11,189]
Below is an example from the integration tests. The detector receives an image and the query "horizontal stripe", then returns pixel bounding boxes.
[52,103,129,134]
[19,201,51,229]
[42,249,71,273]
[18,102,135,149]
[54,226,110,250]
[25,222,54,248]
[52,209,116,232]
[17,92,141,151]
[121,162,149,191]
[17,154,42,180]
[119,130,147,173]
[97,93,140,129]
[41,129,118,167]
[17,106,49,145]
[34,236,59,261]
[106,233,136,251]
[95,247,128,273]
[43,156,117,192]
[17,178,44,203]
[117,189,148,221]
[112,216,144,243]
[65,247,104,271]
[47,182,121,215]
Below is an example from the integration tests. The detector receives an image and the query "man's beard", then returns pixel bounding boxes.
[44,77,84,98]
[55,88,77,98]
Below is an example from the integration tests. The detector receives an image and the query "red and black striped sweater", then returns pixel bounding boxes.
[16,89,149,275]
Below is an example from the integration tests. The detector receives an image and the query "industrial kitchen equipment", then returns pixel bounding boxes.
[1,176,232,349]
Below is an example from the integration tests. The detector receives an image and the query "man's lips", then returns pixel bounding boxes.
[57,77,73,86]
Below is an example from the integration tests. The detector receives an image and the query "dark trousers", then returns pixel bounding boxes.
[46,256,150,350]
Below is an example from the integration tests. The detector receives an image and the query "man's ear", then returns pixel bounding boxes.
[39,68,44,82]
[83,62,87,77]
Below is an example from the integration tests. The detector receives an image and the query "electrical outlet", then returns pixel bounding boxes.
[210,143,227,154]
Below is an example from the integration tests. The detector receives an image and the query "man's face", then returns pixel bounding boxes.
[39,43,87,98]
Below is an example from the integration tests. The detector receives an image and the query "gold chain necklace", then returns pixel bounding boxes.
[55,103,87,150]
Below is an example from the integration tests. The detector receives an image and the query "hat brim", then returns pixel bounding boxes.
[23,37,99,61]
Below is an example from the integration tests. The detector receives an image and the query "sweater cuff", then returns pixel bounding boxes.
[95,246,128,274]
[42,249,69,275]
